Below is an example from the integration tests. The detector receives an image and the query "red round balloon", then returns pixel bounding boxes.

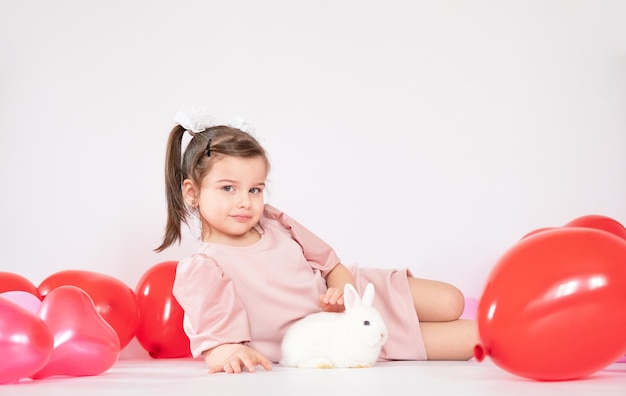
[475,228,626,381]
[38,270,138,349]
[0,271,41,298]
[565,214,626,241]
[135,261,191,358]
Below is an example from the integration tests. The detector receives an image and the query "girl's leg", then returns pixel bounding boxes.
[407,277,465,322]
[419,320,478,360]
[407,277,479,360]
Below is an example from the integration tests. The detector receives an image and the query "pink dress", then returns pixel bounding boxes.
[172,204,427,363]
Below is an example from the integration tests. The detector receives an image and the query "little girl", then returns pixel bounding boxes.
[156,108,478,374]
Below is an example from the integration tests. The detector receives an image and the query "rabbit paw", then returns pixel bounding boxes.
[297,358,335,369]
[348,363,373,368]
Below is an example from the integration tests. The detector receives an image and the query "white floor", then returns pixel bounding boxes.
[2,358,626,396]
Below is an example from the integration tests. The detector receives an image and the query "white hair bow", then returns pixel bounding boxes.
[174,105,254,135]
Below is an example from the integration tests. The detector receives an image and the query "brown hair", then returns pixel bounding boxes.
[155,124,270,252]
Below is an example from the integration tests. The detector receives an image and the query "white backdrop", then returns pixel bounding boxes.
[1,0,625,307]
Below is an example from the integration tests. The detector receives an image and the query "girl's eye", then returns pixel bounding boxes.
[250,187,262,194]
[222,186,234,192]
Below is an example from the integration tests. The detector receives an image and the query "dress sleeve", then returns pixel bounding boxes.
[264,204,340,277]
[172,254,251,357]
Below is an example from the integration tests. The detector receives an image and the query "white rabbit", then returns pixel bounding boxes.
[280,282,388,368]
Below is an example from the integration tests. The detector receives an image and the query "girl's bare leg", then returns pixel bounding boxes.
[419,320,478,360]
[408,277,465,321]
[407,277,479,360]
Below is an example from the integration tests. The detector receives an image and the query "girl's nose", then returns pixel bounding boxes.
[237,194,251,208]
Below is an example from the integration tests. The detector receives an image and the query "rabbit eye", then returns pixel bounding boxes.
[363,320,370,326]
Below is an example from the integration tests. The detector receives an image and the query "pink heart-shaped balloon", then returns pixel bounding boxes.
[32,285,121,379]
[0,297,53,384]
[460,297,478,320]
[0,290,42,314]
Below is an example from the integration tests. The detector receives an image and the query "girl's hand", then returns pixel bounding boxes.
[204,343,272,374]
[319,287,345,312]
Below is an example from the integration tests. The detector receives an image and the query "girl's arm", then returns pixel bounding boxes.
[320,263,356,312]
[172,254,252,357]
[262,205,350,311]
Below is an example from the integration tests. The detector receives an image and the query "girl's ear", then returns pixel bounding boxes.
[182,179,199,207]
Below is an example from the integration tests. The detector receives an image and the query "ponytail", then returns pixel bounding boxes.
[155,125,188,252]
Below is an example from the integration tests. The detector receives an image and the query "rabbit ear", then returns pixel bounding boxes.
[343,283,360,311]
[361,283,375,306]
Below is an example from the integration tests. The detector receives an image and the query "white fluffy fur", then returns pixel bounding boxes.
[280,283,389,368]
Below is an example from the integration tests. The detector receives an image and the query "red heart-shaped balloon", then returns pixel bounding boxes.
[475,228,626,381]
[521,214,626,241]
[0,271,41,297]
[38,270,138,349]
[518,215,626,366]
[32,285,121,379]
[565,214,626,240]
[0,297,53,384]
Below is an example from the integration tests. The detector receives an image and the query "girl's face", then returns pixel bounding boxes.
[194,155,267,245]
